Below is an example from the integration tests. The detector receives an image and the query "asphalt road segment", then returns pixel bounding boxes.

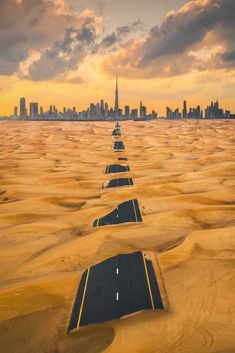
[67,123,162,333]
[113,130,121,137]
[93,199,142,227]
[104,178,134,188]
[113,141,125,150]
[118,157,128,161]
[105,164,130,174]
[68,251,164,331]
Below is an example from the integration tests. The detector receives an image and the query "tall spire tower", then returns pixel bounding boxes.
[115,75,119,117]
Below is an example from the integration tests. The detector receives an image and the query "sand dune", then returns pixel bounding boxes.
[0,119,235,353]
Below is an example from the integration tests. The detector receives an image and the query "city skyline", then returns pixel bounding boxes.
[4,77,233,120]
[0,0,235,116]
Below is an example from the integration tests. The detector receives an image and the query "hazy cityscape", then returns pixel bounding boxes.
[1,1,235,353]
[1,78,234,121]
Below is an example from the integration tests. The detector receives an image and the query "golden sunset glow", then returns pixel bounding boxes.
[0,0,235,116]
[1,2,235,352]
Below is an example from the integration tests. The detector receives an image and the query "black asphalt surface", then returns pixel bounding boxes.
[118,157,128,161]
[113,129,121,137]
[67,123,165,333]
[113,141,125,150]
[68,251,164,330]
[93,199,142,227]
[105,164,130,174]
[104,178,134,188]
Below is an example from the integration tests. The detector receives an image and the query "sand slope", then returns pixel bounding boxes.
[0,119,235,353]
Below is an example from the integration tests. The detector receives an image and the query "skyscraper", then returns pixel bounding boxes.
[29,102,39,118]
[140,100,143,118]
[100,99,104,117]
[139,100,147,118]
[130,109,138,119]
[125,105,130,119]
[166,106,171,119]
[30,103,34,118]
[115,75,119,117]
[104,102,109,118]
[14,106,18,117]
[183,100,187,118]
[95,103,100,117]
[20,97,26,118]
[142,106,147,118]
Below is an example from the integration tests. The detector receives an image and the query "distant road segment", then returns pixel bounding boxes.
[104,178,134,188]
[113,141,125,150]
[105,164,130,174]
[93,199,142,227]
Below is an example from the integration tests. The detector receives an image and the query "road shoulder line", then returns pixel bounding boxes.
[142,252,155,310]
[77,268,90,328]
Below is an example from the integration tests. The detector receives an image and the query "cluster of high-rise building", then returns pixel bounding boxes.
[205,101,231,119]
[11,77,157,121]
[166,100,231,119]
[166,107,181,119]
[2,78,233,120]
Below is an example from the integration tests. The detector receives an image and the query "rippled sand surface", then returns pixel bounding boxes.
[0,120,235,353]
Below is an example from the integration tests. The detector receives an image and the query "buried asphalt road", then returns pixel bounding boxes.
[93,199,142,227]
[118,157,128,161]
[68,251,164,331]
[103,178,134,188]
[113,141,125,150]
[113,130,121,137]
[105,164,130,174]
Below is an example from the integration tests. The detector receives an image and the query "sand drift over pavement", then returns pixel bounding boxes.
[0,120,235,353]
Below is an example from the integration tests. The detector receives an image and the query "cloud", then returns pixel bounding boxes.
[0,0,101,76]
[25,14,142,81]
[102,0,235,78]
[100,20,143,49]
[2,0,235,81]
[27,21,99,80]
[0,0,143,81]
[220,50,235,63]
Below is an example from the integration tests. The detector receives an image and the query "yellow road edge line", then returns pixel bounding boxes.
[132,199,138,222]
[77,268,90,329]
[142,252,155,310]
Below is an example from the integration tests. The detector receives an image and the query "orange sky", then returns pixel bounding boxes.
[0,0,235,116]
[1,69,234,117]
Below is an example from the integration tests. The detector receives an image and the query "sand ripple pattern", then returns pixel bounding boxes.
[0,120,235,353]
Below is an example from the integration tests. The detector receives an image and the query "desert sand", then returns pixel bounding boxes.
[0,119,235,353]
